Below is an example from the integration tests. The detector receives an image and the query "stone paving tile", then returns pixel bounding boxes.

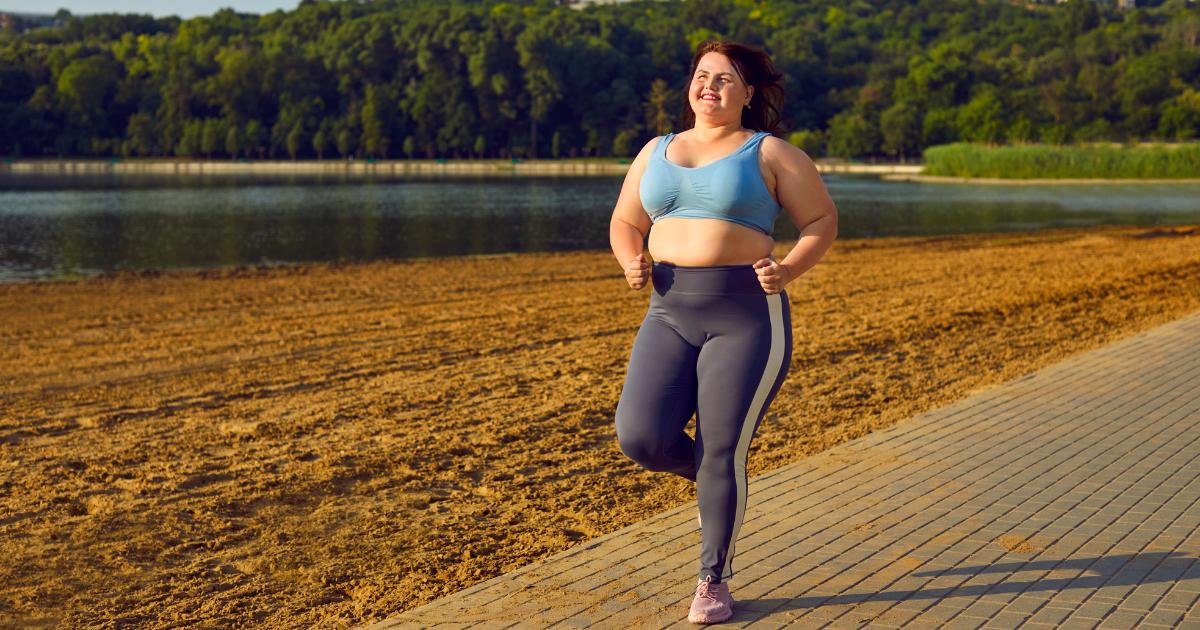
[364,310,1200,629]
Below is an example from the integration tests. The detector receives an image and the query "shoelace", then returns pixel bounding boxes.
[695,578,721,601]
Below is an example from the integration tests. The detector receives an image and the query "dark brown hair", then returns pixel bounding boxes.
[678,40,786,135]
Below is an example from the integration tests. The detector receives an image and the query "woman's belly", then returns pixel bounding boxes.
[647,217,775,266]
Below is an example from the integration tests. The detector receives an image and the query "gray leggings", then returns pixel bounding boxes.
[615,262,792,583]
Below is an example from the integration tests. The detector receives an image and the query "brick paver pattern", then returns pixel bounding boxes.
[367,310,1200,629]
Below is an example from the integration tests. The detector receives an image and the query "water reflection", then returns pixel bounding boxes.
[1,172,1197,282]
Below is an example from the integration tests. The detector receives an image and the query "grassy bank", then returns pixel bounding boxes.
[923,142,1200,179]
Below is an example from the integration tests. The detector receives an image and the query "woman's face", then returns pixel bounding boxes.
[689,52,754,125]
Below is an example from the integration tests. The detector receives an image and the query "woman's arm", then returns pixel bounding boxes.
[753,137,839,293]
[609,137,661,289]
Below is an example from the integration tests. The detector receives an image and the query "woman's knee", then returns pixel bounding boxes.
[617,428,656,466]
[616,425,671,470]
[697,447,737,473]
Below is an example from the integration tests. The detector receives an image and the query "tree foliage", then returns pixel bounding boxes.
[1,0,1197,159]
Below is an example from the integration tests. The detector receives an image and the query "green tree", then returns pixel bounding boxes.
[786,130,825,157]
[271,102,303,160]
[1006,116,1035,144]
[516,18,568,159]
[55,54,121,147]
[922,108,958,147]
[899,39,973,109]
[286,122,304,159]
[56,55,122,132]
[312,125,329,160]
[957,90,1006,145]
[643,78,673,137]
[176,119,202,156]
[335,116,356,158]
[200,118,224,157]
[1065,0,1100,39]
[225,121,243,158]
[880,101,920,160]
[125,113,157,156]
[211,43,268,123]
[827,111,877,158]
[245,119,266,159]
[612,129,633,157]
[1117,53,1175,137]
[1158,89,1200,140]
[361,83,390,158]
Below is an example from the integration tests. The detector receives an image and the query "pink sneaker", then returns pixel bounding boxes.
[688,576,734,624]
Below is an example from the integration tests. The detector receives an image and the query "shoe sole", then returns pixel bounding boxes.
[688,608,733,624]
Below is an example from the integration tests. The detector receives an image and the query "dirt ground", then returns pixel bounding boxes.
[1,224,1198,629]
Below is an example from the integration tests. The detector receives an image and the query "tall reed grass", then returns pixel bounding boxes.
[922,142,1200,178]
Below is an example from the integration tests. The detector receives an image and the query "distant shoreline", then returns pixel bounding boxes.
[0,158,923,177]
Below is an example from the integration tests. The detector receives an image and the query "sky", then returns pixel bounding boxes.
[0,0,298,18]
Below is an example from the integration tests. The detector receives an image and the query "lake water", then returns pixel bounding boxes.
[1,172,1198,282]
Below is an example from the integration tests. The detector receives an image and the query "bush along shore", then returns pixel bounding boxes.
[922,142,1200,179]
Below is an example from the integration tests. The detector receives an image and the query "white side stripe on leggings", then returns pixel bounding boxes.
[722,291,786,579]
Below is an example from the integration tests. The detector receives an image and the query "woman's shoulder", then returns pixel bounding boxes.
[626,135,668,177]
[760,134,815,169]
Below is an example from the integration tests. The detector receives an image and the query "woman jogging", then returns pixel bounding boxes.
[609,40,838,624]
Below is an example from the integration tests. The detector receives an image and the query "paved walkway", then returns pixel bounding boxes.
[369,311,1200,629]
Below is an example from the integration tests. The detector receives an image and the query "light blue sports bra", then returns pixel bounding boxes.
[638,130,783,235]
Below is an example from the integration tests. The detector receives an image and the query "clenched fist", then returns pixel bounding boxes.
[624,254,651,290]
[753,257,793,294]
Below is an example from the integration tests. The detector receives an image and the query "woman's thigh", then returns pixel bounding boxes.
[615,316,700,446]
[694,293,791,456]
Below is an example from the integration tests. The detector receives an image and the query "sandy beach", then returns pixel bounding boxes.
[1,224,1198,629]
